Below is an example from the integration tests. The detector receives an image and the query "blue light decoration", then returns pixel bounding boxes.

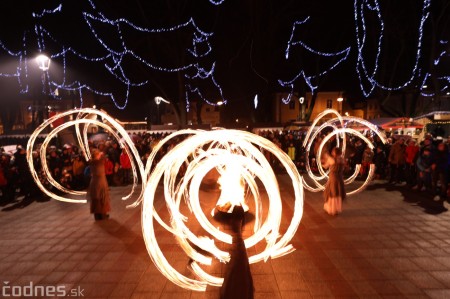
[31,4,62,18]
[279,0,450,103]
[284,17,310,60]
[355,0,450,99]
[420,40,450,97]
[184,62,226,109]
[0,0,227,112]
[278,16,350,103]
[354,0,431,97]
[208,0,226,5]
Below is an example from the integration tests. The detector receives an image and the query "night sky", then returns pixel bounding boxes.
[0,0,449,121]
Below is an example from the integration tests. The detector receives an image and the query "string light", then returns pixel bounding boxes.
[208,0,226,5]
[420,39,450,97]
[285,17,310,59]
[0,1,226,111]
[279,0,448,100]
[279,17,350,103]
[2,1,448,112]
[354,0,432,97]
[32,4,62,18]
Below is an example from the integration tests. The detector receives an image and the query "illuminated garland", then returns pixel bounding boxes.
[208,0,226,5]
[354,0,431,97]
[279,16,350,103]
[279,0,449,100]
[420,40,450,97]
[0,1,227,111]
[285,17,310,59]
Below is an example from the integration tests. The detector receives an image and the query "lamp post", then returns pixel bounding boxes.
[299,96,305,120]
[216,100,224,125]
[36,54,50,71]
[154,96,170,125]
[35,54,51,128]
[337,96,343,114]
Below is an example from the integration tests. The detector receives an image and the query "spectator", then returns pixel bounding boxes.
[61,145,72,173]
[353,140,365,168]
[420,136,435,155]
[287,143,296,162]
[72,154,86,190]
[413,148,433,192]
[388,138,406,184]
[120,148,132,185]
[107,141,121,183]
[13,146,33,199]
[373,146,387,179]
[405,140,420,186]
[104,154,114,186]
[0,162,7,202]
[1,153,17,202]
[48,149,62,183]
[431,142,448,201]
[360,146,373,177]
[60,169,73,189]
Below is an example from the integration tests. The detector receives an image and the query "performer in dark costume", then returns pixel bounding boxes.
[215,205,254,299]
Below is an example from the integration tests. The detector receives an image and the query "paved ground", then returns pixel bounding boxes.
[1,176,450,299]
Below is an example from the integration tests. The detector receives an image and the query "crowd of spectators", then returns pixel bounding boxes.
[0,129,449,205]
[256,129,450,201]
[0,131,178,205]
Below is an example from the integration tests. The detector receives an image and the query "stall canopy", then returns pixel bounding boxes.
[368,117,424,130]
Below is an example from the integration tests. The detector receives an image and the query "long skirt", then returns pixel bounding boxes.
[88,175,111,214]
[324,196,342,215]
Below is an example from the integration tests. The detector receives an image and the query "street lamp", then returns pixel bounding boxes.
[36,54,50,71]
[337,96,343,114]
[299,96,305,120]
[33,54,51,128]
[215,101,224,126]
[154,96,170,124]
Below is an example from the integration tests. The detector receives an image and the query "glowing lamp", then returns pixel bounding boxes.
[154,96,170,105]
[36,54,50,71]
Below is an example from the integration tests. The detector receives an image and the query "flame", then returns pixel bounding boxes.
[302,109,387,195]
[27,109,305,291]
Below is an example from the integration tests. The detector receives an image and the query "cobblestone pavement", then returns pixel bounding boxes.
[1,176,450,298]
